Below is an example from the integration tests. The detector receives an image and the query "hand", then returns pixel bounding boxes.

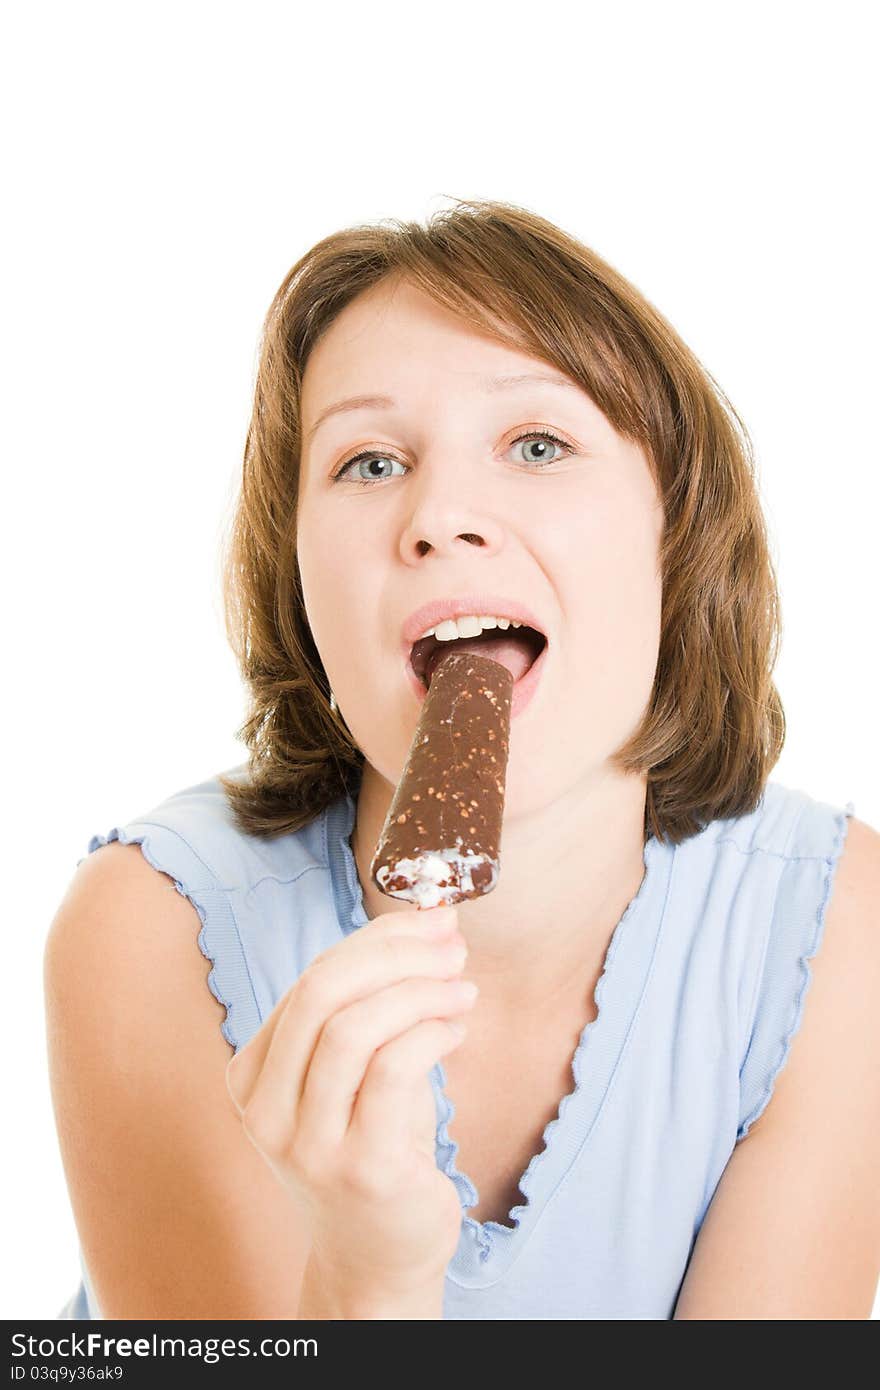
[225,904,476,1299]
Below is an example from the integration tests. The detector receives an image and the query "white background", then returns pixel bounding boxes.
[3,0,877,1321]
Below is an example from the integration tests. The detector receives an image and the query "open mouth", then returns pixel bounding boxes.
[409,624,548,692]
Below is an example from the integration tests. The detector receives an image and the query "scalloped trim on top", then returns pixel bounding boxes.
[736,798,856,1142]
[85,826,243,1053]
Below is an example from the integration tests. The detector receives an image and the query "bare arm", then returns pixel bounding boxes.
[44,840,314,1320]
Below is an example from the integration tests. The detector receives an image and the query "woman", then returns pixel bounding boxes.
[46,198,880,1320]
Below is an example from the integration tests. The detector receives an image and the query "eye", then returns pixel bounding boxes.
[509,428,573,466]
[330,427,576,488]
[331,451,407,487]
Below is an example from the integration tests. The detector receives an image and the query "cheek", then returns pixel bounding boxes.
[296,510,389,688]
[295,512,352,654]
[548,478,660,592]
[556,487,662,707]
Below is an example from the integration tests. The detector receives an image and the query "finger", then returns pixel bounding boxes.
[352,1016,471,1161]
[236,923,468,1147]
[225,988,292,1113]
[297,976,478,1155]
[225,906,454,1112]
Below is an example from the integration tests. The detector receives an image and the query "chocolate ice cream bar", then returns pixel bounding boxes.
[370,649,514,907]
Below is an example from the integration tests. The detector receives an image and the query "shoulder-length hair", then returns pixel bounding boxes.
[218,197,785,846]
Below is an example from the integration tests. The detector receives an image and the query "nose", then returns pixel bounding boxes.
[414,531,486,557]
[397,437,508,564]
[401,481,505,562]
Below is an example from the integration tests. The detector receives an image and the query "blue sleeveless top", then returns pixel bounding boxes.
[56,765,855,1320]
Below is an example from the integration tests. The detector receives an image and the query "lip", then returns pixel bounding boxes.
[402,604,550,719]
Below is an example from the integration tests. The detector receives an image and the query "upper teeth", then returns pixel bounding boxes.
[414,614,524,643]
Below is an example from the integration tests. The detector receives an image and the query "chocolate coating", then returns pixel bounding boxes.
[370,649,515,907]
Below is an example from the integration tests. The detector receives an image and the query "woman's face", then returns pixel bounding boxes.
[296,275,664,812]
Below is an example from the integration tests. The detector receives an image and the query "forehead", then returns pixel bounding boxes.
[300,277,557,412]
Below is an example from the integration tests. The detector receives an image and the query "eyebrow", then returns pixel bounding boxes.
[304,371,582,445]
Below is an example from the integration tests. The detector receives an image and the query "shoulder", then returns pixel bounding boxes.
[765,807,880,1128]
[79,764,329,887]
[775,809,880,1136]
[705,778,848,857]
[819,812,880,957]
[58,766,350,1054]
[674,805,880,1318]
[46,835,229,1045]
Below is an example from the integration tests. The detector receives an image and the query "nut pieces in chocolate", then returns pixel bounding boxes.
[370,649,514,908]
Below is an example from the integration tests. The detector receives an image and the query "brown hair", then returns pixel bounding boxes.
[218,197,785,846]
